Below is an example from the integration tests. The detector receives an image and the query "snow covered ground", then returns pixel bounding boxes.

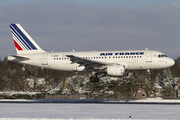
[1,97,180,103]
[0,102,179,120]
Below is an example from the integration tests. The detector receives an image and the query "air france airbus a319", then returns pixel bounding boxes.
[7,23,175,82]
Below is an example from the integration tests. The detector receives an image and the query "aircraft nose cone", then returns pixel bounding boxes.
[168,59,175,67]
[171,59,175,66]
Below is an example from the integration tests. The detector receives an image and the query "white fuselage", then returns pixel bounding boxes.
[8,23,175,80]
[8,50,175,72]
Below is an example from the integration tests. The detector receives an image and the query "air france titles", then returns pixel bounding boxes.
[100,52,144,56]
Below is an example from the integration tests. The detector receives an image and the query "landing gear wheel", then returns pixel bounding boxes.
[90,76,99,83]
[95,77,99,82]
[90,72,100,83]
[90,76,95,83]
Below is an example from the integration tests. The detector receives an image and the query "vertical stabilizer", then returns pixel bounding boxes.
[9,23,45,54]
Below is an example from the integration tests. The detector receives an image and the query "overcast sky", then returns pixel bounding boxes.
[0,0,180,59]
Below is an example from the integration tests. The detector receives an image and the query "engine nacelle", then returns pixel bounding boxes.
[107,65,127,76]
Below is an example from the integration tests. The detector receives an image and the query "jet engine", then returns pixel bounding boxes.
[107,65,129,77]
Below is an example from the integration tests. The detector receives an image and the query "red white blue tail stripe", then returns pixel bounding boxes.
[10,24,37,51]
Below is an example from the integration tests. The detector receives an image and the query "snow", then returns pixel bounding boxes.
[1,97,180,103]
[106,97,180,103]
[0,101,179,120]
[0,97,180,120]
[27,78,45,88]
[0,91,41,95]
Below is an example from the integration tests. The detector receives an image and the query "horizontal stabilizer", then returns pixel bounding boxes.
[7,55,30,61]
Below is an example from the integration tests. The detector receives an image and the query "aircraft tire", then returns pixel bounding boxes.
[90,76,99,83]
[95,77,99,82]
[90,76,95,83]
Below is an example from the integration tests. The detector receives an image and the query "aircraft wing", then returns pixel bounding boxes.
[66,55,114,70]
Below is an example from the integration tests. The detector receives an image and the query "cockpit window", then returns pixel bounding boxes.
[158,54,167,58]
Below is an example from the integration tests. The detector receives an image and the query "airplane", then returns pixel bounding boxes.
[7,23,175,82]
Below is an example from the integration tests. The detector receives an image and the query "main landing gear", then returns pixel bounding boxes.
[90,73,99,83]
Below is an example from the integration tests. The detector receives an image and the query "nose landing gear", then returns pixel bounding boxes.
[147,69,151,80]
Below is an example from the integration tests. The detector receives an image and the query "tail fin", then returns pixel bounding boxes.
[9,23,45,54]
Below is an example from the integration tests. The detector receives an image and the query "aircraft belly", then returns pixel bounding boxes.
[128,62,138,69]
[48,62,78,71]
[151,61,164,69]
[125,59,138,70]
[139,61,159,70]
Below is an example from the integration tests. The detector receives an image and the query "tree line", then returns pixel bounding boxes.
[0,57,75,92]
